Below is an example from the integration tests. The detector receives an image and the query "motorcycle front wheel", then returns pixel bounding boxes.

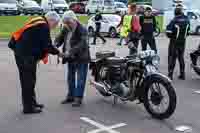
[143,75,177,120]
[191,56,200,76]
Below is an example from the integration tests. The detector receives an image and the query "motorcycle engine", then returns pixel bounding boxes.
[99,62,130,97]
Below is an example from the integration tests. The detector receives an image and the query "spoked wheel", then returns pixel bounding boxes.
[143,77,176,120]
[192,56,200,76]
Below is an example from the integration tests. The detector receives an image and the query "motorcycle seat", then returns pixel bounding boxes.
[96,51,115,59]
[105,57,126,65]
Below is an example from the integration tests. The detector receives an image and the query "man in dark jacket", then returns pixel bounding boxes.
[9,11,62,114]
[140,7,157,53]
[166,7,190,80]
[91,10,106,45]
[55,14,91,107]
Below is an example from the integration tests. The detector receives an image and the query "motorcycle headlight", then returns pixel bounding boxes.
[152,55,160,68]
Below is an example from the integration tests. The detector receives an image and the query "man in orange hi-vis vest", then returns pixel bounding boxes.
[8,11,65,114]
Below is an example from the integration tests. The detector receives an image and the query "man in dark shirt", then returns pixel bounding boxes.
[92,10,106,45]
[9,11,63,114]
[166,7,190,80]
[140,7,157,53]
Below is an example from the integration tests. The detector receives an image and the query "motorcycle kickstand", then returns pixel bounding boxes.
[113,96,118,105]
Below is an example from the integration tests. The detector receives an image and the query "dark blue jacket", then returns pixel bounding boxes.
[166,14,190,41]
[14,22,59,60]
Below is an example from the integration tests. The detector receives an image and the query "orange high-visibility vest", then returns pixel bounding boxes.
[12,17,49,64]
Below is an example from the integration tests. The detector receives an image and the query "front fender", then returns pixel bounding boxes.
[137,73,172,99]
[145,72,172,83]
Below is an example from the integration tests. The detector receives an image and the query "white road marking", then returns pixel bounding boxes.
[175,125,192,132]
[80,117,127,133]
[194,90,200,94]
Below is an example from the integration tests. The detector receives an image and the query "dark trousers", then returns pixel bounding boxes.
[168,39,186,75]
[15,55,38,110]
[93,25,105,44]
[129,39,139,55]
[67,63,88,98]
[141,36,157,53]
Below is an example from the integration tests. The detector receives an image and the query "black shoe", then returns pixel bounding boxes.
[23,108,42,114]
[117,43,121,46]
[178,74,185,80]
[34,103,44,109]
[168,73,173,80]
[72,97,82,107]
[61,97,74,104]
[103,40,106,44]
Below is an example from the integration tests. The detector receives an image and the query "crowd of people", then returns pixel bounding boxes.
[7,3,193,114]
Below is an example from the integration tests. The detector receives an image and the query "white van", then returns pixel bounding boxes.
[85,0,116,14]
[164,10,200,34]
[0,0,19,15]
[41,0,69,14]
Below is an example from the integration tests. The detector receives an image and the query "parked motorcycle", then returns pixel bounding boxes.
[190,44,200,76]
[90,50,177,120]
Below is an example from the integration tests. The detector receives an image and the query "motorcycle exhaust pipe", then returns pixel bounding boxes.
[90,80,109,94]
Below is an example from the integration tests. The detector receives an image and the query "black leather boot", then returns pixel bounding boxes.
[178,72,185,80]
[168,72,173,80]
[61,96,74,104]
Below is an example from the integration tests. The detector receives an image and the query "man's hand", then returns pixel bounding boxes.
[58,53,69,58]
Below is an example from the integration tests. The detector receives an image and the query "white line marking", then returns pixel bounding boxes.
[80,117,127,133]
[175,125,192,132]
[194,90,200,94]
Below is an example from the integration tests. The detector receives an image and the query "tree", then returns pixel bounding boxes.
[34,0,41,3]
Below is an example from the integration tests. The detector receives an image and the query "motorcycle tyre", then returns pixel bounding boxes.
[143,76,177,120]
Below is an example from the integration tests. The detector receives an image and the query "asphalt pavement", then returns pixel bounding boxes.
[0,36,200,133]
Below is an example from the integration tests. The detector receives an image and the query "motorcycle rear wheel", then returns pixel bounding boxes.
[143,76,176,120]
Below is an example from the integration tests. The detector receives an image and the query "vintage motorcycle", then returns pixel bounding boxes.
[190,43,200,76]
[90,50,177,120]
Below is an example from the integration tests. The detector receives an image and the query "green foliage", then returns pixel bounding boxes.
[0,16,90,38]
[128,0,151,4]
[34,0,41,4]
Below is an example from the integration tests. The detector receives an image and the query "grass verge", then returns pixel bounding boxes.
[0,15,90,39]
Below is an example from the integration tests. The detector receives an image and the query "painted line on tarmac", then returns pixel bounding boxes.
[175,125,193,132]
[194,90,200,94]
[80,117,127,133]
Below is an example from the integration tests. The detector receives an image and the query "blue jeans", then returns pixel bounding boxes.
[67,63,88,98]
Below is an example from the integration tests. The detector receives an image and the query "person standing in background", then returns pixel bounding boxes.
[117,13,125,46]
[166,6,190,80]
[91,10,106,45]
[140,7,158,53]
[125,3,141,55]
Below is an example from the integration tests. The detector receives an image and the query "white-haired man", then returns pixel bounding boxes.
[55,11,91,107]
[8,11,64,114]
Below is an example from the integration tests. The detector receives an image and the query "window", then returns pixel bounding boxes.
[117,3,126,8]
[104,0,114,6]
[24,1,39,7]
[0,0,16,3]
[52,0,66,4]
[187,12,197,19]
